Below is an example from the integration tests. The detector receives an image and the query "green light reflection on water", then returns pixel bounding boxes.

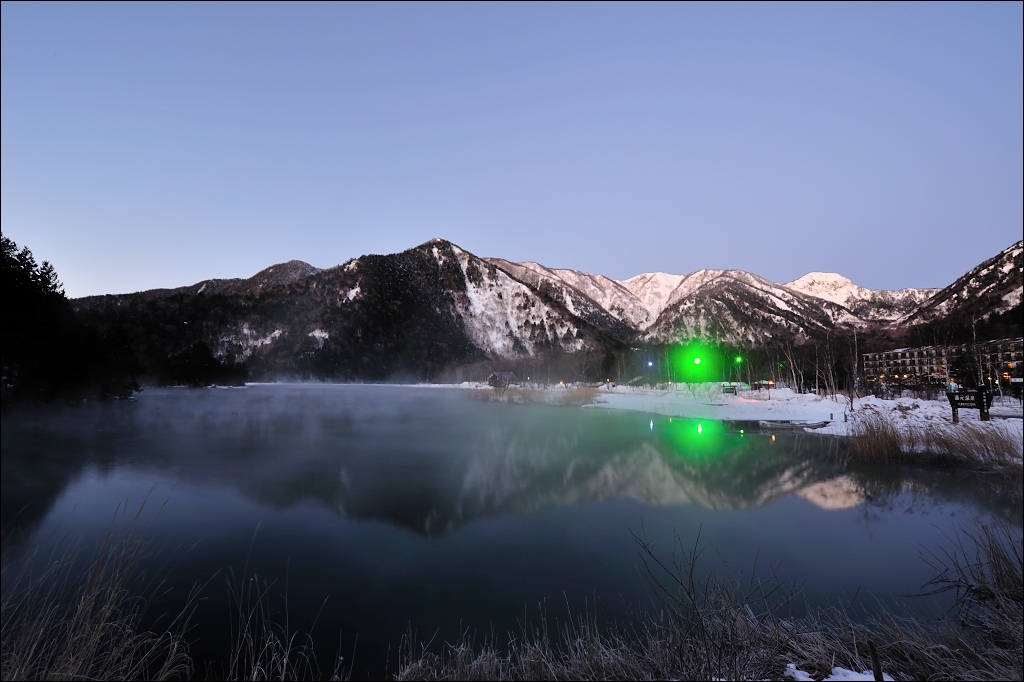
[657,417,735,461]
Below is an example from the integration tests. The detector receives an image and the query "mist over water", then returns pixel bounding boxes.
[2,384,1019,676]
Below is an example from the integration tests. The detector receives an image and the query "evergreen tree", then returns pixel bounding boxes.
[2,234,139,401]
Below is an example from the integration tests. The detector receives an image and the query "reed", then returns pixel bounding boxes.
[847,411,906,463]
[469,386,600,406]
[215,570,347,681]
[396,523,1023,681]
[0,520,193,680]
[4,492,1019,680]
[847,411,1022,472]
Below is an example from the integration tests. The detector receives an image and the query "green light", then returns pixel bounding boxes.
[735,356,743,364]
[697,423,703,434]
[667,341,722,383]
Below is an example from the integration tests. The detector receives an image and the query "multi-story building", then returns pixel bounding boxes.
[862,337,1023,388]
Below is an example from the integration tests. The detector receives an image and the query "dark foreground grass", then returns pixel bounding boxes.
[394,523,1023,681]
[3,518,1021,680]
[0,504,194,680]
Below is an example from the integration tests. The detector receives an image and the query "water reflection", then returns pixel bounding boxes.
[2,385,1019,550]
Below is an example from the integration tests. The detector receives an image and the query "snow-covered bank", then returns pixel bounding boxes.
[459,381,1024,460]
[588,384,842,424]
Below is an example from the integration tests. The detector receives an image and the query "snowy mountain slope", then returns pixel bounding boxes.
[616,272,687,322]
[486,259,870,344]
[74,240,627,382]
[440,244,596,356]
[785,272,936,321]
[644,269,859,344]
[71,238,1023,381]
[292,239,621,363]
[905,240,1023,324]
[485,258,650,332]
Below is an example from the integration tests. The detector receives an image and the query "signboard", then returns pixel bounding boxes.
[946,389,992,421]
[1012,377,1023,383]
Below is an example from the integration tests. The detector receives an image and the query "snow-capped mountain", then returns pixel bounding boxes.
[616,272,687,323]
[640,269,859,344]
[485,258,649,333]
[480,259,946,344]
[784,272,936,321]
[75,239,625,381]
[72,238,1022,381]
[905,240,1023,325]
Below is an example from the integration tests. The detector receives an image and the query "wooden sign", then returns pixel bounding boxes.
[946,389,992,422]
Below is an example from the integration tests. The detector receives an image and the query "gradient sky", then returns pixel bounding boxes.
[2,3,1021,298]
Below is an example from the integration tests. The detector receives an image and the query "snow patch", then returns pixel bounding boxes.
[308,329,329,349]
[1002,286,1022,310]
[217,324,284,360]
[785,663,894,681]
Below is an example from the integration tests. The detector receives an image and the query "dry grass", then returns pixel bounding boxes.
[215,570,347,681]
[1,510,194,681]
[395,524,1023,681]
[786,523,1022,680]
[848,412,906,463]
[4,492,1019,681]
[847,412,1022,472]
[1,511,349,681]
[4,520,1019,681]
[470,387,601,407]
[919,422,1023,471]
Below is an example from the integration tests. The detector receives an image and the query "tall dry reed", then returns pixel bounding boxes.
[1,512,194,680]
[217,566,348,680]
[396,523,1023,681]
[847,411,1022,472]
[469,386,600,406]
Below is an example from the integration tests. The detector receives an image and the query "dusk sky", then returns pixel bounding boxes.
[2,3,1021,298]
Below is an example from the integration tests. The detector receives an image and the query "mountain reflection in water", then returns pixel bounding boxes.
[2,385,1019,546]
[5,384,1022,678]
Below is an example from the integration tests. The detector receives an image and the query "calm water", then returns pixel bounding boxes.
[2,385,1020,677]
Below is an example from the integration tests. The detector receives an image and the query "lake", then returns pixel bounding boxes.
[2,384,1020,677]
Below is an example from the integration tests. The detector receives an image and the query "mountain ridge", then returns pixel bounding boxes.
[71,238,1023,382]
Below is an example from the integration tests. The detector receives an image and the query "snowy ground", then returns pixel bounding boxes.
[458,381,1024,453]
[784,663,894,681]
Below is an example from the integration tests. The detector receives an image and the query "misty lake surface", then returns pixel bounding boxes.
[3,384,1021,676]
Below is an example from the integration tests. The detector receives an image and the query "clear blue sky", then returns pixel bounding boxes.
[2,3,1021,297]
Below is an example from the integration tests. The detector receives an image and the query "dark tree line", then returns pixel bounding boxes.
[2,235,139,402]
